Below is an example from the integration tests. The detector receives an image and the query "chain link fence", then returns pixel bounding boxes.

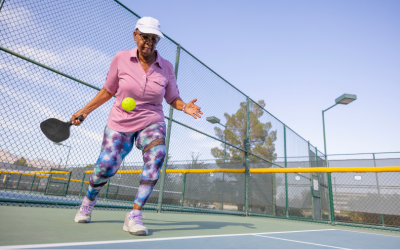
[0,0,399,231]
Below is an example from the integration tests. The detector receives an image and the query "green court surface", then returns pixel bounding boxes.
[0,206,399,248]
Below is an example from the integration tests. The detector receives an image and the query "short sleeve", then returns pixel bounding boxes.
[103,52,120,94]
[164,63,180,104]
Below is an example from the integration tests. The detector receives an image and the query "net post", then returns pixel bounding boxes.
[244,97,250,216]
[16,173,22,190]
[180,173,186,208]
[79,172,86,198]
[284,125,289,218]
[157,44,181,213]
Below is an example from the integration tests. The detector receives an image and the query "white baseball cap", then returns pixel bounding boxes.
[135,17,164,38]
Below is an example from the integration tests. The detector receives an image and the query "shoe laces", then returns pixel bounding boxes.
[80,200,95,216]
[129,212,145,226]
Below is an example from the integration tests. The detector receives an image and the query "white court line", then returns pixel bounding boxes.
[0,229,336,249]
[253,234,352,250]
[334,229,400,238]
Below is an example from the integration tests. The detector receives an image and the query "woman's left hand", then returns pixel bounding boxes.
[184,98,203,119]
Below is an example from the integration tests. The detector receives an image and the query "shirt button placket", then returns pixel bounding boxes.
[142,74,146,94]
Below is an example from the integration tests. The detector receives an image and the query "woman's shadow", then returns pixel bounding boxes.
[89,219,257,236]
[145,219,256,236]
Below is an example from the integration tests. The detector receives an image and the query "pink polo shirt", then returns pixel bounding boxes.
[103,48,180,132]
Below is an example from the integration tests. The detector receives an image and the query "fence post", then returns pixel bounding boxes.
[284,125,289,218]
[79,172,86,198]
[64,171,72,196]
[105,180,110,200]
[45,169,53,195]
[180,173,186,208]
[29,174,36,193]
[115,186,120,200]
[0,0,6,13]
[35,176,40,191]
[373,153,383,223]
[16,173,22,190]
[308,141,315,220]
[315,148,323,219]
[157,44,181,213]
[4,174,9,190]
[373,153,381,194]
[244,97,250,216]
[272,174,276,216]
[326,151,335,225]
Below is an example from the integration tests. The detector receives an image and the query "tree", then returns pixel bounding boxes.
[13,157,28,166]
[189,152,207,169]
[211,100,277,163]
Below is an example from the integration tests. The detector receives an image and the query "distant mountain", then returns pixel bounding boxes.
[0,149,20,163]
[0,149,59,169]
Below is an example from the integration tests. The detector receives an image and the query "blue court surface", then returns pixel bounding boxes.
[2,229,399,249]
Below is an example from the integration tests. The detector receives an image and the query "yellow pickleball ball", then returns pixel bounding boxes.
[122,97,136,111]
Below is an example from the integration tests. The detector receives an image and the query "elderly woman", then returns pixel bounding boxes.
[72,17,202,236]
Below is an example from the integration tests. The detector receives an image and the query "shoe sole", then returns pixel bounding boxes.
[123,225,147,236]
[130,231,147,236]
[77,220,90,223]
[74,217,90,223]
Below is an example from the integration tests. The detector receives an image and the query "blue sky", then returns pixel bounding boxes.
[1,0,399,168]
[120,0,400,157]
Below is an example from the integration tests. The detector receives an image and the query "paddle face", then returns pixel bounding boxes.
[40,116,83,143]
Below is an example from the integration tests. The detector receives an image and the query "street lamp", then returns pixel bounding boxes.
[322,94,357,158]
[206,116,227,163]
[54,142,71,168]
[322,93,356,224]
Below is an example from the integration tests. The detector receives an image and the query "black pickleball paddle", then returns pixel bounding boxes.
[40,115,84,143]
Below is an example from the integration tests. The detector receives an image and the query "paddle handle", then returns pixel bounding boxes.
[67,115,85,126]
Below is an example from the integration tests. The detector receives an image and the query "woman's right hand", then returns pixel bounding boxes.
[70,109,89,126]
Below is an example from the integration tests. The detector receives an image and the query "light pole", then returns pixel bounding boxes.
[54,142,71,168]
[207,116,227,211]
[322,93,357,224]
[323,94,357,159]
[206,116,227,163]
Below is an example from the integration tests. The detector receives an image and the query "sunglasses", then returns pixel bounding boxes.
[136,30,160,45]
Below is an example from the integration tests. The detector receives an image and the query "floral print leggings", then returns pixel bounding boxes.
[86,123,166,207]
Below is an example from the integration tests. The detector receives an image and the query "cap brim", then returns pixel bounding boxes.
[137,27,164,38]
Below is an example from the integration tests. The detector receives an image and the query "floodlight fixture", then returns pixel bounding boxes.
[206,116,220,124]
[335,94,357,105]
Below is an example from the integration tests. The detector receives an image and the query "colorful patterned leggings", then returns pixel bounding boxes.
[86,123,166,207]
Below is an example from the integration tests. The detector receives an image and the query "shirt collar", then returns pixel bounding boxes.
[130,48,163,69]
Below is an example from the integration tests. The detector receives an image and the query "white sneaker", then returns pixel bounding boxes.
[123,210,148,236]
[74,197,96,223]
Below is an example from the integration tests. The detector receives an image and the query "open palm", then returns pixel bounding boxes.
[185,99,203,119]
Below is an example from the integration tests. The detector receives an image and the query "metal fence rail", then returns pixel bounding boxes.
[0,0,399,232]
